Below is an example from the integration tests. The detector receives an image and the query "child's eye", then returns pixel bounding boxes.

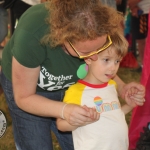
[115,60,121,64]
[104,58,109,62]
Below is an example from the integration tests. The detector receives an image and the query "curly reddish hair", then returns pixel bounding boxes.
[43,0,124,47]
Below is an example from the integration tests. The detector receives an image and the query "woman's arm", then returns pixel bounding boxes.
[12,57,65,117]
[56,105,100,131]
[12,57,99,125]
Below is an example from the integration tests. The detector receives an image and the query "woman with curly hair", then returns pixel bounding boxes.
[0,0,145,150]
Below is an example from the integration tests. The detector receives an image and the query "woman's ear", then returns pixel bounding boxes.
[84,58,92,65]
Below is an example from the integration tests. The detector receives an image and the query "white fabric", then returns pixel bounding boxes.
[73,84,128,150]
[21,0,41,6]
[138,0,150,14]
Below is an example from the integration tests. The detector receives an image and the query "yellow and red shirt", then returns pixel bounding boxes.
[63,79,128,150]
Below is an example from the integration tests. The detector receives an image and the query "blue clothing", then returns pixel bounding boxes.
[0,70,73,150]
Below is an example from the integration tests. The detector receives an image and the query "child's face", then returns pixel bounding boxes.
[84,47,122,84]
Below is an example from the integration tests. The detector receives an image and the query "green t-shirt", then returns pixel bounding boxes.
[2,3,87,92]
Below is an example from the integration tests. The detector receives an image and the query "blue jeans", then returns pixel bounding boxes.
[0,71,73,150]
[0,6,8,43]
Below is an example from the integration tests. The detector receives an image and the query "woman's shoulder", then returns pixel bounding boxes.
[21,3,48,18]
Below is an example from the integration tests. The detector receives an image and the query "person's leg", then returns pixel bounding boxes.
[0,71,53,150]
[136,14,148,67]
[0,70,74,150]
[131,14,148,71]
[36,91,74,150]
[0,6,8,43]
[136,39,146,66]
[12,113,53,150]
[37,91,74,150]
[131,15,139,58]
[51,119,74,150]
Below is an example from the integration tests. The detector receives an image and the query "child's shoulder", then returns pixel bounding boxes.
[108,79,117,88]
[68,81,86,90]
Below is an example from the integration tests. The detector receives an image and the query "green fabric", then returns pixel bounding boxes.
[1,3,86,92]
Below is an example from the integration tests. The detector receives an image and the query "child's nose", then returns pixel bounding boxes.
[110,62,116,71]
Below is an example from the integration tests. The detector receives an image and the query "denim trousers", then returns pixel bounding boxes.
[0,71,73,150]
[0,5,8,43]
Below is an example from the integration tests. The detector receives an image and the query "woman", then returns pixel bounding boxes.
[0,0,145,150]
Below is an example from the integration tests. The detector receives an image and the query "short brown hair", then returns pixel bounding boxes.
[109,31,128,57]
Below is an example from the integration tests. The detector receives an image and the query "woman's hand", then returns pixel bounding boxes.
[120,82,145,106]
[124,86,138,108]
[62,104,100,126]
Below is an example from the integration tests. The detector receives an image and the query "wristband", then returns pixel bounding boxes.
[61,103,68,119]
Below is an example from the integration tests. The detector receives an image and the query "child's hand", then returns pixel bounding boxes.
[125,86,145,108]
[82,105,100,121]
[120,82,145,106]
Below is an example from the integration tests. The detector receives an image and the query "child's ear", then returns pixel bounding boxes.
[84,58,92,65]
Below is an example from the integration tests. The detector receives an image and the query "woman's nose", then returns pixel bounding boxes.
[88,54,98,61]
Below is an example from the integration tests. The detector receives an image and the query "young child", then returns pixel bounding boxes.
[56,31,138,150]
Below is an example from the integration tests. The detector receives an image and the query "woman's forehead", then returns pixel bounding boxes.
[73,35,107,53]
